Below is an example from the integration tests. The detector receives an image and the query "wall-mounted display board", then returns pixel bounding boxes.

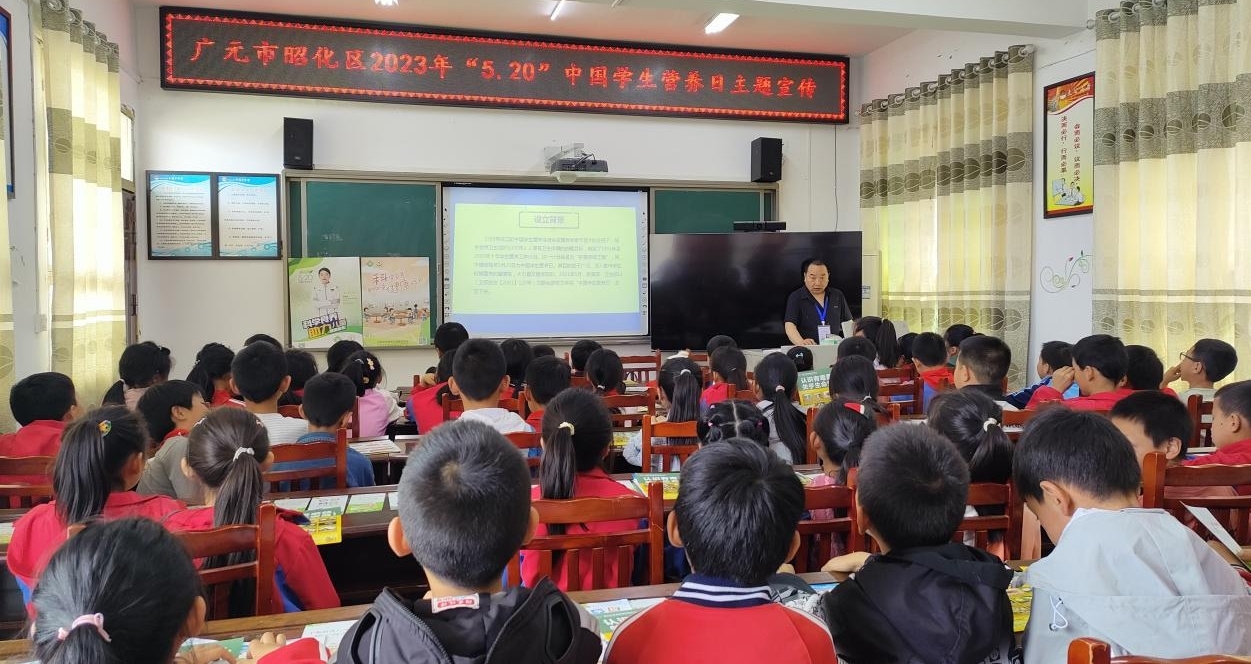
[161,7,849,123]
[147,171,280,259]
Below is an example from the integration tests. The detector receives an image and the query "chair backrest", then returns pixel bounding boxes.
[793,484,861,572]
[641,416,699,472]
[877,366,915,383]
[1000,409,1037,442]
[735,388,761,402]
[277,404,302,418]
[506,482,664,591]
[619,355,661,385]
[440,394,523,420]
[957,481,1024,559]
[601,391,657,428]
[1142,451,1251,544]
[263,428,348,492]
[507,432,542,470]
[1188,394,1215,451]
[875,401,902,427]
[174,502,277,619]
[1067,637,1251,664]
[0,456,56,508]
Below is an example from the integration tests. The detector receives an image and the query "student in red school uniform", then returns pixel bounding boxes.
[410,352,456,433]
[1187,380,1251,469]
[523,355,572,432]
[520,388,640,590]
[501,338,534,401]
[702,346,749,409]
[135,381,211,504]
[1112,390,1238,500]
[0,372,80,464]
[163,407,339,614]
[8,407,186,598]
[911,332,954,412]
[605,442,835,664]
[186,342,237,407]
[1027,334,1135,411]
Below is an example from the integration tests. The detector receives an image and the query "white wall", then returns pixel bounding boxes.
[131,5,860,382]
[859,27,1097,382]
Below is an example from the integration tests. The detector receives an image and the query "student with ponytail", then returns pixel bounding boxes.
[697,401,771,450]
[623,357,702,470]
[854,316,902,369]
[8,407,186,594]
[585,349,627,396]
[805,402,877,559]
[186,342,237,407]
[828,356,886,417]
[702,346,749,409]
[521,389,639,590]
[102,341,173,410]
[752,354,807,464]
[164,407,339,614]
[336,350,403,438]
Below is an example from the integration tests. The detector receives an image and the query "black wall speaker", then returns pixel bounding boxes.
[284,117,314,170]
[750,137,783,183]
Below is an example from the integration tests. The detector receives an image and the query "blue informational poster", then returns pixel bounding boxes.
[148,173,213,257]
[218,175,279,258]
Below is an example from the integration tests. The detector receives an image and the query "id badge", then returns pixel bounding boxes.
[817,325,832,343]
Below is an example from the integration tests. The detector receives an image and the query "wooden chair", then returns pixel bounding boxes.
[620,355,661,385]
[1001,409,1038,442]
[507,432,542,470]
[506,482,665,591]
[175,502,278,619]
[602,391,657,428]
[640,416,699,472]
[277,404,302,418]
[912,375,953,413]
[0,456,56,508]
[1068,637,1251,663]
[1188,394,1215,451]
[735,388,761,402]
[958,481,1024,559]
[875,401,902,427]
[440,394,523,421]
[263,428,348,492]
[1142,451,1251,544]
[877,366,919,415]
[793,484,861,572]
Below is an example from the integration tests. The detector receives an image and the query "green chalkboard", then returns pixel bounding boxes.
[287,180,440,333]
[653,189,775,234]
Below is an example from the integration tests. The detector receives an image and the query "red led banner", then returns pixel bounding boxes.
[161,8,849,123]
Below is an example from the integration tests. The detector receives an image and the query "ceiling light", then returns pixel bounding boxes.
[375,0,398,6]
[704,13,739,34]
[551,0,568,20]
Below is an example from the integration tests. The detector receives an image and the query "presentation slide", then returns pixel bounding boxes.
[444,186,649,338]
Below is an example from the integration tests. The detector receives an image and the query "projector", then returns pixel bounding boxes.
[549,158,609,174]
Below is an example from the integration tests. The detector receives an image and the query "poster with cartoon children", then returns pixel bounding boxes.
[361,257,432,347]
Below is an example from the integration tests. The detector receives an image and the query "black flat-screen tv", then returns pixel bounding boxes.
[650,232,862,350]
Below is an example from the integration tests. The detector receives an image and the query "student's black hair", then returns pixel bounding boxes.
[1214,380,1251,422]
[185,342,234,402]
[1110,390,1193,456]
[325,339,364,374]
[857,424,970,549]
[53,406,147,525]
[433,322,470,356]
[1071,334,1128,384]
[585,349,627,395]
[501,339,534,391]
[786,346,815,372]
[337,350,385,398]
[185,407,272,614]
[811,402,877,484]
[532,344,556,358]
[136,380,204,444]
[898,332,918,365]
[433,351,458,409]
[754,353,807,464]
[957,335,1012,385]
[230,340,289,403]
[854,316,901,368]
[944,324,976,350]
[710,346,749,391]
[698,400,770,448]
[674,441,804,586]
[243,333,282,349]
[926,390,1013,484]
[837,336,877,363]
[1124,345,1165,390]
[828,355,882,409]
[569,339,602,372]
[1012,408,1141,503]
[657,357,702,446]
[398,419,532,588]
[9,372,76,425]
[1039,341,1073,373]
[31,518,201,664]
[452,339,508,401]
[103,341,172,405]
[524,356,571,406]
[1192,338,1239,382]
[706,334,738,355]
[540,389,614,537]
[285,349,319,392]
[906,332,944,368]
[301,372,358,427]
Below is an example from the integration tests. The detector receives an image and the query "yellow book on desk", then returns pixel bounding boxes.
[632,473,680,500]
[300,510,343,546]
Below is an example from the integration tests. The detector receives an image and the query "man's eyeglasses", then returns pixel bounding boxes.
[1179,352,1198,363]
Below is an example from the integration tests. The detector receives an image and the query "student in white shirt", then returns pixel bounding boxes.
[230,341,309,444]
[449,339,532,435]
[1162,339,1238,411]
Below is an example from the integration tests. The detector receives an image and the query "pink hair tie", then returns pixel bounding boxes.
[57,613,111,642]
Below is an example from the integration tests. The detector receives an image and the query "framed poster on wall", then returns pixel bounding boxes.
[1043,73,1094,219]
[146,171,281,259]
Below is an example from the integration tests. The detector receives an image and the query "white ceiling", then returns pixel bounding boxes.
[131,0,913,56]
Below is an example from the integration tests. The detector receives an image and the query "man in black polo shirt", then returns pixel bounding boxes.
[784,259,852,346]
